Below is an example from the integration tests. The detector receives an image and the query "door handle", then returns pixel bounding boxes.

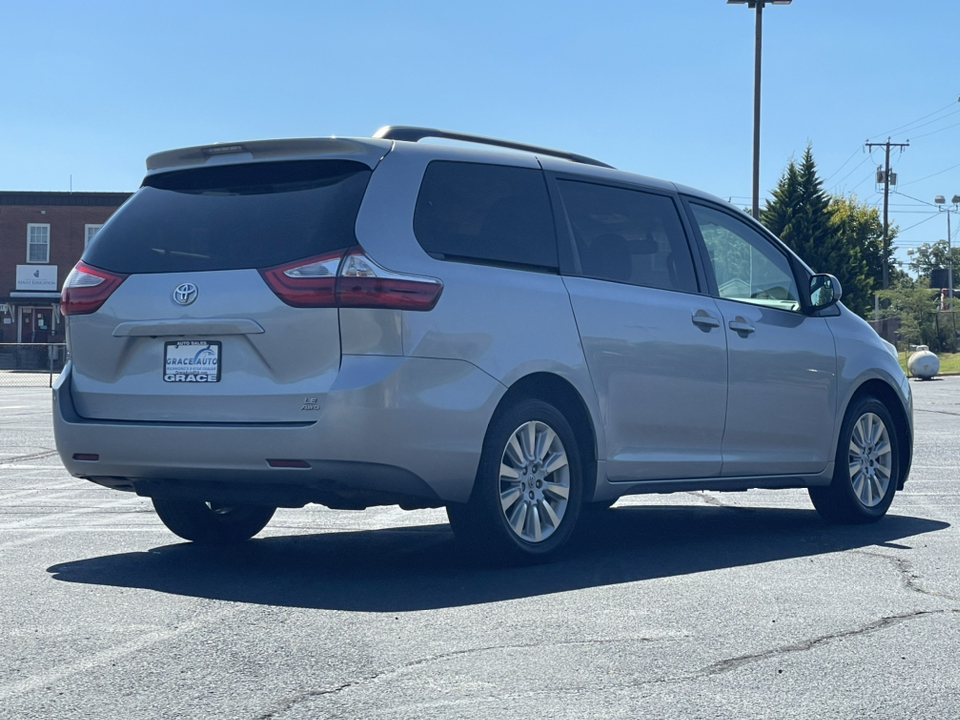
[728,318,756,335]
[691,311,721,330]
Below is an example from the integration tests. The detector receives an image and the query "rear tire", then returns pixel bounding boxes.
[447,398,583,564]
[809,396,899,524]
[151,498,275,543]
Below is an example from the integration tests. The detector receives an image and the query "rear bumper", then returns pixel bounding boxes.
[53,356,505,507]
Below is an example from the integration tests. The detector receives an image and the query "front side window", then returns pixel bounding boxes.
[691,203,800,311]
[414,161,557,270]
[27,223,50,263]
[558,180,698,293]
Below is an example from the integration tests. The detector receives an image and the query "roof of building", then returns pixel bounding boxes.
[0,191,132,207]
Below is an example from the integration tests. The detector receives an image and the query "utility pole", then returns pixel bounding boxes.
[865,137,909,288]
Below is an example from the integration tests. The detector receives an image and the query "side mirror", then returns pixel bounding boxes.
[809,273,842,310]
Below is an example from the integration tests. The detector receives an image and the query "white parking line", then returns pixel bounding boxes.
[0,464,64,469]
[0,507,155,550]
[0,483,87,503]
[0,497,144,531]
[0,616,211,702]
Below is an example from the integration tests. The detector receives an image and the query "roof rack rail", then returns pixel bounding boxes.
[373,126,614,169]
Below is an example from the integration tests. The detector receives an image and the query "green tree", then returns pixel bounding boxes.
[878,280,949,350]
[761,146,872,315]
[829,194,893,301]
[908,239,960,286]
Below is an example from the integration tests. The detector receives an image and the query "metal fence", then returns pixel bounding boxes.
[0,344,67,388]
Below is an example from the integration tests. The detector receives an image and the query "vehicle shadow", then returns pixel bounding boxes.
[47,505,949,612]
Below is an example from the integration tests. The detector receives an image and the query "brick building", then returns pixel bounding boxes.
[0,191,131,344]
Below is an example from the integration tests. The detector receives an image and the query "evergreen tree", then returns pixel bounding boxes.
[761,160,800,240]
[761,146,872,316]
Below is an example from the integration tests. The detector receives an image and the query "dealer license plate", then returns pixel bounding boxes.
[163,341,221,383]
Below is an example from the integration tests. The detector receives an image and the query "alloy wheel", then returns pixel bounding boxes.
[848,412,893,508]
[498,420,571,543]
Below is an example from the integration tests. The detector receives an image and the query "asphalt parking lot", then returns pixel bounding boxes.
[1,379,959,719]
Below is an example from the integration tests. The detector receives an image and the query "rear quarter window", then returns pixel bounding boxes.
[83,160,371,274]
[413,161,558,271]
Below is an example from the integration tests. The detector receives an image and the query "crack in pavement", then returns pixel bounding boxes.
[853,549,960,602]
[0,449,59,465]
[251,637,668,719]
[694,610,949,678]
[916,408,960,417]
[253,611,960,718]
[254,683,356,720]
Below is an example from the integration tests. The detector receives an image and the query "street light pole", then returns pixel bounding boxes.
[934,194,960,305]
[728,0,792,219]
[752,1,763,220]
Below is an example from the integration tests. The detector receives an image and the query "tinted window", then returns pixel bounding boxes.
[414,161,557,270]
[84,160,371,274]
[557,180,698,293]
[691,203,800,311]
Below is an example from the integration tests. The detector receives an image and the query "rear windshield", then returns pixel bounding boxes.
[83,160,372,274]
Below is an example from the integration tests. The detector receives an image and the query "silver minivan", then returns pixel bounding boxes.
[53,126,913,562]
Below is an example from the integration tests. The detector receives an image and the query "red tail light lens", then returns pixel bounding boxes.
[335,249,443,311]
[61,262,127,316]
[259,251,342,308]
[260,247,443,311]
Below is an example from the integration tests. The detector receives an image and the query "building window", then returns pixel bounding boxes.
[84,224,104,247]
[27,223,50,263]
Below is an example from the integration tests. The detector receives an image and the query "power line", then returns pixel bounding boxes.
[829,152,876,192]
[824,146,865,183]
[897,107,960,138]
[893,191,938,207]
[910,118,960,141]
[899,161,960,187]
[869,99,960,140]
[849,167,879,194]
[896,213,941,234]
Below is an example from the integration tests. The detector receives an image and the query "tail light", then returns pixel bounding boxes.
[258,251,341,308]
[61,262,128,316]
[260,246,443,311]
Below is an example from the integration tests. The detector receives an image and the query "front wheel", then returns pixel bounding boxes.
[447,398,583,564]
[152,498,276,543]
[809,396,899,524]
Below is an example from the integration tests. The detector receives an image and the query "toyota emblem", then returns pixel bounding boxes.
[173,282,198,306]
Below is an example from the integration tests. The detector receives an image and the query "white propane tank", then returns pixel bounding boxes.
[907,345,940,380]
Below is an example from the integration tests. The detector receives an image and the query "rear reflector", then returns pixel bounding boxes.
[260,246,442,311]
[73,454,100,462]
[267,459,311,469]
[61,262,127,316]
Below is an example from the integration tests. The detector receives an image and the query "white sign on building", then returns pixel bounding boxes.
[16,265,58,292]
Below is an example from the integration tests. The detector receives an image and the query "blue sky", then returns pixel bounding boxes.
[2,0,958,271]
